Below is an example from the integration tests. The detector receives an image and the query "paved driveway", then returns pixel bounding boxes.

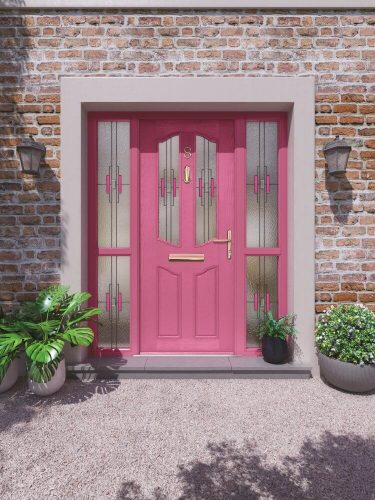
[0,378,374,500]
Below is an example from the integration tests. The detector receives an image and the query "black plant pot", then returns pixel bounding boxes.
[262,336,289,364]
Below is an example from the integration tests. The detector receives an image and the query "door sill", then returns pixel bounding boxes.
[139,353,235,356]
[67,355,312,380]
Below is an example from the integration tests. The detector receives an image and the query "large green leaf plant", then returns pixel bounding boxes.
[0,285,101,384]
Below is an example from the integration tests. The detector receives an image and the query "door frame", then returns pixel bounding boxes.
[87,112,287,357]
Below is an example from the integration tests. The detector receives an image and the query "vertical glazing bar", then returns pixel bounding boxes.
[266,292,270,312]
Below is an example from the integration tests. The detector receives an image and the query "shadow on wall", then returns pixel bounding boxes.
[0,378,120,432]
[117,432,375,500]
[0,3,62,307]
[324,157,354,226]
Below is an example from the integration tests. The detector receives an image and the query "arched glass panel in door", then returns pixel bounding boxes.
[158,135,180,245]
[196,135,217,245]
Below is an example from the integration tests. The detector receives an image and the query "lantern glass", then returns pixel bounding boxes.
[17,136,45,175]
[324,136,351,175]
[325,147,350,174]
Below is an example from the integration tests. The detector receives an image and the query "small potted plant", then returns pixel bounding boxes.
[257,311,297,364]
[316,304,375,393]
[0,285,101,396]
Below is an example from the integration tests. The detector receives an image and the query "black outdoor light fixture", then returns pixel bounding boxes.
[17,135,46,175]
[323,135,352,176]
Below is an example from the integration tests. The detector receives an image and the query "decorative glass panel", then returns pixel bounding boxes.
[98,256,130,348]
[158,135,179,244]
[246,256,278,347]
[98,121,130,248]
[247,122,278,248]
[196,135,217,245]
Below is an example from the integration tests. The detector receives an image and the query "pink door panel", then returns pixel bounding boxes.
[140,120,235,353]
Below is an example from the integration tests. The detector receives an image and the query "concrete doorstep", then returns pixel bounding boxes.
[67,356,312,380]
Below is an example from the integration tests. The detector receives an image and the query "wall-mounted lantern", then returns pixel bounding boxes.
[17,135,46,175]
[323,135,351,175]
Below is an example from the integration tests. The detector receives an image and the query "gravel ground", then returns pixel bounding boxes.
[0,377,374,500]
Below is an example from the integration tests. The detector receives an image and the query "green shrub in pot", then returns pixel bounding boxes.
[0,285,101,395]
[316,304,375,392]
[257,311,297,364]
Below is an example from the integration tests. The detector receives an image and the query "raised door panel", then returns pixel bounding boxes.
[157,267,181,338]
[195,267,218,338]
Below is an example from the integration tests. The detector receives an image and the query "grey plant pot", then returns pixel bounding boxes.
[64,344,88,364]
[28,359,66,396]
[0,358,19,394]
[318,352,375,393]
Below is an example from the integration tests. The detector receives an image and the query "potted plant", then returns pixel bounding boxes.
[316,304,375,393]
[257,311,297,364]
[0,285,101,396]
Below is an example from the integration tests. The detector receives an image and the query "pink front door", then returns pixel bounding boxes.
[140,119,235,353]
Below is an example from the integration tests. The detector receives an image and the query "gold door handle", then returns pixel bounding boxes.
[184,165,191,183]
[213,229,232,260]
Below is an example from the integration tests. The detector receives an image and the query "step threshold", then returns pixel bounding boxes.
[67,356,311,380]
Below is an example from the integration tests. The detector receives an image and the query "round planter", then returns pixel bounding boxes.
[64,344,88,364]
[318,352,375,393]
[0,358,19,394]
[28,358,66,396]
[262,336,289,364]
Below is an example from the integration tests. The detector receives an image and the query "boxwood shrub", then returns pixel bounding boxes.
[315,304,375,365]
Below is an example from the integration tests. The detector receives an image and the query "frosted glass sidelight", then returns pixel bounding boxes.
[158,135,179,245]
[98,121,130,248]
[246,256,278,347]
[98,256,130,348]
[196,135,217,245]
[246,122,278,248]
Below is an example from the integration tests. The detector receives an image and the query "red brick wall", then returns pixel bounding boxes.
[0,11,374,313]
